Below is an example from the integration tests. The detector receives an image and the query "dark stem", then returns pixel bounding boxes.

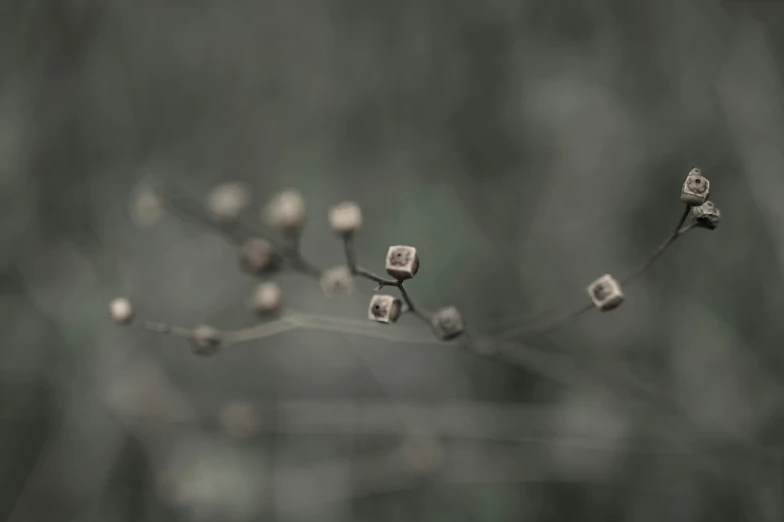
[492,206,697,342]
[621,205,693,286]
[397,282,433,324]
[343,235,358,272]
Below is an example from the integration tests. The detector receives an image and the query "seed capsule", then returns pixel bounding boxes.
[368,294,402,324]
[385,246,419,281]
[586,274,625,311]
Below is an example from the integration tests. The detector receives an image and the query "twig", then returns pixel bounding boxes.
[621,206,695,286]
[119,190,714,388]
[342,236,433,325]
[130,311,442,349]
[491,205,698,343]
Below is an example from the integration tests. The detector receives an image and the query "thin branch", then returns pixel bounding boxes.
[132,310,442,348]
[490,206,698,343]
[397,283,432,324]
[621,212,695,285]
[137,320,194,339]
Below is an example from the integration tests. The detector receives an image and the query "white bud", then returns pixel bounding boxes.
[385,245,419,280]
[190,325,222,356]
[248,281,284,316]
[319,266,355,298]
[368,294,402,324]
[264,189,306,232]
[431,306,466,341]
[328,201,363,235]
[206,182,250,223]
[108,297,135,325]
[587,274,624,311]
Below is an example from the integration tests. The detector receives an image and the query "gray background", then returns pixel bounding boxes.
[1,0,783,520]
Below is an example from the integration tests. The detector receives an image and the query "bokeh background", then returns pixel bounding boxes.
[2,0,784,520]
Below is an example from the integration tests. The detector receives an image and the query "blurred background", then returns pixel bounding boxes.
[2,0,784,520]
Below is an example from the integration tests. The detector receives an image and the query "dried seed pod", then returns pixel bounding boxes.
[431,306,466,341]
[385,245,419,280]
[319,265,355,297]
[238,238,281,276]
[108,297,135,325]
[680,168,710,206]
[264,189,306,232]
[691,200,721,230]
[368,294,402,324]
[328,201,363,235]
[587,274,625,311]
[206,182,250,223]
[190,325,222,356]
[248,281,284,316]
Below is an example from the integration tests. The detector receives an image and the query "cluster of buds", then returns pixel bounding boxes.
[681,167,721,229]
[581,167,722,312]
[114,166,723,354]
[364,244,467,340]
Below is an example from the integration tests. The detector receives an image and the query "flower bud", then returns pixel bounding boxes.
[319,266,354,298]
[238,238,282,276]
[206,182,250,223]
[190,325,222,356]
[264,189,306,232]
[328,201,363,235]
[248,281,284,316]
[431,306,466,341]
[108,297,135,325]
